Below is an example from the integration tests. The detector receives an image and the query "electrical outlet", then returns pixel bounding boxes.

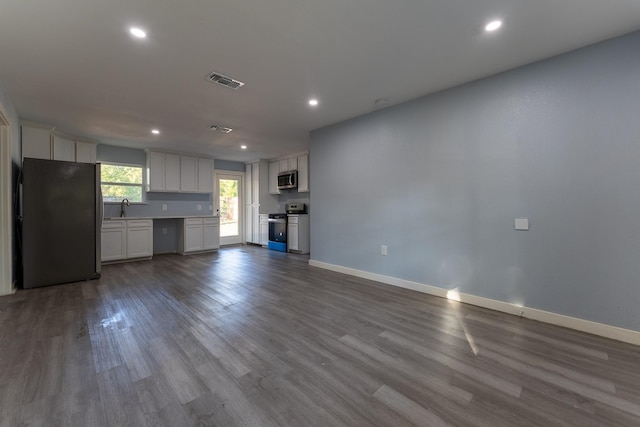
[197,205,202,211]
[161,204,167,211]
[381,245,388,256]
[162,228,167,235]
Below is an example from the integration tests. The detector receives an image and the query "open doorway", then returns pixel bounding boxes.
[216,172,243,245]
[0,110,13,294]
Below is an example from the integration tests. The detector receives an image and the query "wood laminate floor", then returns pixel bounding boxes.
[1,246,639,426]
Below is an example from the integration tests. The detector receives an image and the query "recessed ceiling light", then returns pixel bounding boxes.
[129,27,147,39]
[241,145,247,150]
[151,129,160,134]
[485,20,502,32]
[308,99,319,107]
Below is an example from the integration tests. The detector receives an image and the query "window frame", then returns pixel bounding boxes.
[100,161,147,204]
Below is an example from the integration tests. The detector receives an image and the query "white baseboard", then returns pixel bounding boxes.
[308,259,640,346]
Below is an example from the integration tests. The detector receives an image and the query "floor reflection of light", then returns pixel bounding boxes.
[446,289,461,301]
[100,311,125,328]
[446,287,478,355]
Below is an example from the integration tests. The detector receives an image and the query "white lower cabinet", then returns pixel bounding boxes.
[203,218,220,250]
[101,221,127,262]
[259,214,269,246]
[287,214,310,254]
[126,220,154,259]
[184,221,204,252]
[101,219,153,262]
[179,217,219,254]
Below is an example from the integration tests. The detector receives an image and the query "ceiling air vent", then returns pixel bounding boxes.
[206,71,245,89]
[209,125,233,133]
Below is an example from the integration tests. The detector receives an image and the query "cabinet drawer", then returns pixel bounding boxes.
[102,220,126,229]
[185,218,203,226]
[127,219,153,228]
[203,217,218,225]
[287,215,299,224]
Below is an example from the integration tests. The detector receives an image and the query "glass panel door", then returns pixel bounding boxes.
[216,173,243,246]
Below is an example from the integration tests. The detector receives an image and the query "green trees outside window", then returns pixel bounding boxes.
[101,164,144,202]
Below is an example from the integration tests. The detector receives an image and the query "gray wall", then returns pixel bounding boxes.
[310,31,640,331]
[215,159,245,172]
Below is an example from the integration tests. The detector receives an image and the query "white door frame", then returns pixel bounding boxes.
[0,108,14,295]
[215,171,244,246]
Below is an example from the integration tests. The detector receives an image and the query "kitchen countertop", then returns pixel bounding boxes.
[104,215,219,220]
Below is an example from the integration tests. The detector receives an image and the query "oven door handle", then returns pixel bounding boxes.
[268,218,286,223]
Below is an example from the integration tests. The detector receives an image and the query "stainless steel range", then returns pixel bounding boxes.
[267,213,288,252]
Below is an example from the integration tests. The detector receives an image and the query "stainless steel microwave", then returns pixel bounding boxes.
[277,170,297,190]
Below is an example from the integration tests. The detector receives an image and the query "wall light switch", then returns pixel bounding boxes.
[209,205,213,211]
[381,245,388,256]
[515,218,529,231]
[197,205,202,211]
[162,204,167,211]
[162,228,167,234]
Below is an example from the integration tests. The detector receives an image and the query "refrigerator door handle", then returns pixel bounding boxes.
[96,163,102,274]
[99,188,104,224]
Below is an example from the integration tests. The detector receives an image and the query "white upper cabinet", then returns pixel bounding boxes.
[180,156,198,192]
[268,161,280,194]
[251,162,260,203]
[287,157,298,172]
[268,152,309,193]
[21,126,51,160]
[147,150,213,194]
[165,154,180,192]
[245,163,253,205]
[147,151,181,192]
[75,141,97,163]
[197,157,214,193]
[147,151,166,191]
[297,154,309,193]
[22,125,97,163]
[277,157,297,172]
[52,135,75,161]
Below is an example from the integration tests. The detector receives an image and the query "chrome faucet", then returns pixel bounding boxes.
[120,198,130,217]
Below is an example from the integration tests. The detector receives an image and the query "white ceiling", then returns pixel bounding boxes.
[1,0,639,162]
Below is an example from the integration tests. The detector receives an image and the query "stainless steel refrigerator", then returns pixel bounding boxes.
[22,158,102,289]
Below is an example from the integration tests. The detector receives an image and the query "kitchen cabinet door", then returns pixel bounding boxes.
[245,205,253,243]
[268,161,280,194]
[101,223,126,261]
[245,164,253,204]
[126,220,153,259]
[75,141,97,163]
[147,151,166,191]
[251,162,259,203]
[165,154,180,191]
[52,135,75,161]
[259,214,269,246]
[252,205,260,244]
[198,158,214,193]
[297,154,309,192]
[203,222,220,250]
[288,223,299,251]
[22,126,51,160]
[180,156,198,192]
[288,157,298,171]
[184,224,204,252]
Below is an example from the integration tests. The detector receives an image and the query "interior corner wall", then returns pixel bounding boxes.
[309,31,640,332]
